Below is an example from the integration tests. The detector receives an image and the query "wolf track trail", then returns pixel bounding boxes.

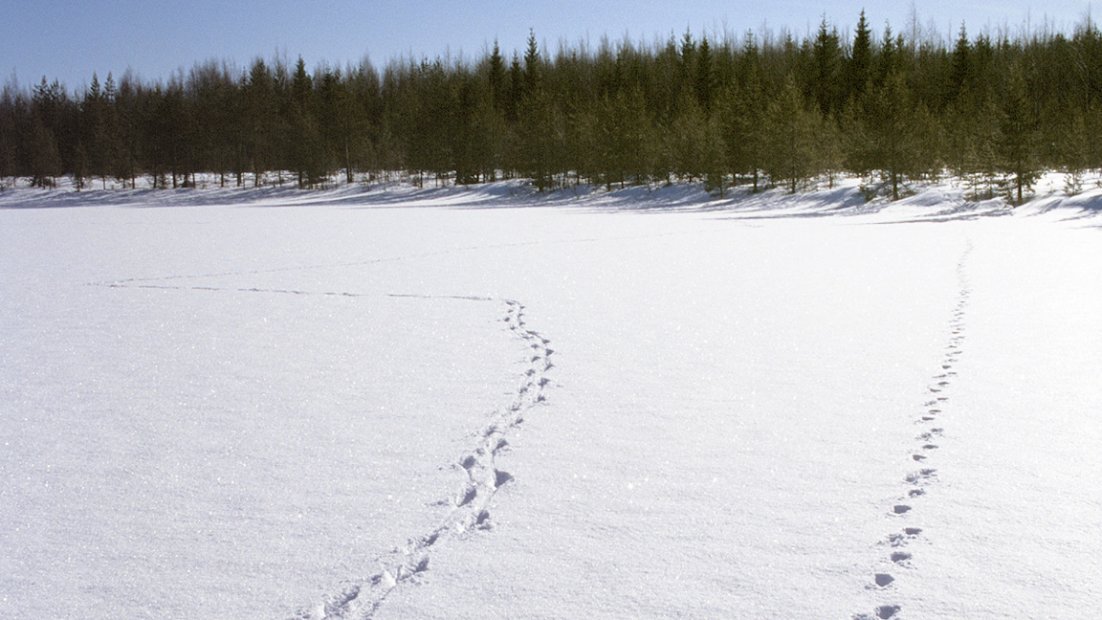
[855,240,973,620]
[95,276,554,620]
[291,297,554,620]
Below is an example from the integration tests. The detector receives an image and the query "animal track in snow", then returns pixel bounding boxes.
[905,468,938,485]
[876,604,902,618]
[291,297,555,619]
[269,298,555,618]
[857,240,973,620]
[97,276,554,619]
[854,605,902,620]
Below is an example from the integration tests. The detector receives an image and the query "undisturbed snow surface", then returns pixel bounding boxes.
[1,181,1100,619]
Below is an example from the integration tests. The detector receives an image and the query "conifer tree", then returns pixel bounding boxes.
[290,57,324,187]
[668,92,708,182]
[763,75,820,193]
[862,69,925,199]
[948,24,971,103]
[695,36,716,112]
[0,88,15,188]
[244,59,277,187]
[488,40,508,114]
[82,73,111,188]
[29,117,61,187]
[722,33,767,191]
[596,86,652,188]
[998,62,1040,204]
[811,19,842,116]
[847,11,873,101]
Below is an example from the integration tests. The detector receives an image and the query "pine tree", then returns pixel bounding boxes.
[948,24,971,103]
[998,62,1040,204]
[723,32,767,191]
[244,59,277,187]
[596,86,652,188]
[517,90,563,190]
[289,57,324,188]
[488,40,508,113]
[0,88,15,188]
[29,117,61,187]
[523,30,542,98]
[695,36,716,112]
[506,53,524,124]
[811,18,842,116]
[112,72,140,189]
[29,79,65,188]
[863,69,924,200]
[82,73,111,188]
[763,75,820,193]
[847,11,873,101]
[667,92,707,182]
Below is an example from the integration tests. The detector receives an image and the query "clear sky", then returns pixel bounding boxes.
[1,0,1095,91]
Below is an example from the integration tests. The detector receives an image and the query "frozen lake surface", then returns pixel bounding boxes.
[2,181,1100,619]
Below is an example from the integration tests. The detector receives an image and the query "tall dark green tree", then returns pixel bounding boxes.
[243,59,278,186]
[695,36,717,112]
[862,70,927,199]
[289,57,324,187]
[811,19,842,115]
[847,11,873,101]
[763,75,820,193]
[998,62,1040,204]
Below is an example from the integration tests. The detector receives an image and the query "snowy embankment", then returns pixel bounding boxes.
[1,179,1099,619]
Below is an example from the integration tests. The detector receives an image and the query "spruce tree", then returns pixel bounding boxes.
[695,36,716,112]
[723,33,767,191]
[29,118,61,188]
[290,57,323,188]
[811,18,842,116]
[847,11,873,101]
[488,40,508,113]
[948,24,971,103]
[998,62,1039,204]
[763,75,820,193]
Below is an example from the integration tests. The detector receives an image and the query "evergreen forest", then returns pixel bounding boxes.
[4,12,1102,202]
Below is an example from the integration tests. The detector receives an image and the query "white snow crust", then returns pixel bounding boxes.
[1,179,1099,619]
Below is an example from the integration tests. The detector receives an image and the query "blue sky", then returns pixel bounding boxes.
[1,1,1095,90]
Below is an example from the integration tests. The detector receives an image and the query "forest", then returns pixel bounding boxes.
[4,11,1102,202]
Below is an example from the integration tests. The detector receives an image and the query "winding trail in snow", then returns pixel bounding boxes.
[290,296,553,620]
[95,273,554,620]
[856,240,973,620]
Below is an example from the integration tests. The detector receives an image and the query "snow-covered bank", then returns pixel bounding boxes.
[1,183,1099,619]
[4,172,1102,221]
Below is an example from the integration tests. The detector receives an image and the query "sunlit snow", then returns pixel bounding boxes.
[1,178,1099,619]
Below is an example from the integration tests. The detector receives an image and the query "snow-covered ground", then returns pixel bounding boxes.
[1,180,1100,619]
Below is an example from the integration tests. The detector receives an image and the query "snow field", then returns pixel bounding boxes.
[1,184,1100,619]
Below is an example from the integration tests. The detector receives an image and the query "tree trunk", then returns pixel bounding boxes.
[344,140,353,184]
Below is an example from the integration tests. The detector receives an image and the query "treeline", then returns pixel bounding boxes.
[4,12,1102,201]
